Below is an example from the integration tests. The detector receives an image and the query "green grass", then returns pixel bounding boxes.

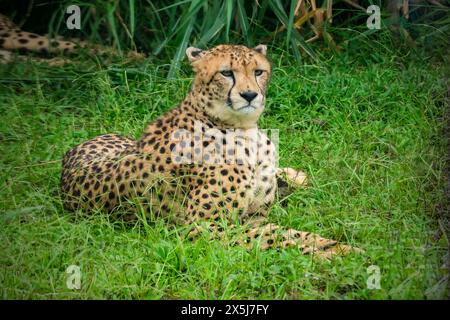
[0,45,448,299]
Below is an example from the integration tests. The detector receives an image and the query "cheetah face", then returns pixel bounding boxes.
[186,44,271,128]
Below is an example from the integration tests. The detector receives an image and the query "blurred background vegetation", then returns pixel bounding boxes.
[1,0,449,77]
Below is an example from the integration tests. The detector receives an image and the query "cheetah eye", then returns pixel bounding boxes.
[220,70,233,77]
[254,69,264,76]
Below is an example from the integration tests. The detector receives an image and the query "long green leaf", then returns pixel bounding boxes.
[268,0,316,61]
[129,0,135,38]
[225,0,234,42]
[106,2,122,54]
[168,17,195,79]
[154,0,204,55]
[236,0,250,45]
[198,18,226,47]
[286,0,297,47]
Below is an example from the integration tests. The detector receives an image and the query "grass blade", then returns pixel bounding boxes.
[225,0,234,42]
[286,0,297,46]
[129,0,135,38]
[236,0,251,45]
[168,17,195,79]
[106,1,122,54]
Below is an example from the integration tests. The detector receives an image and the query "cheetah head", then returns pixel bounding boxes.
[186,44,271,129]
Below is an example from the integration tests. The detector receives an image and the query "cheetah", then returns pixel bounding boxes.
[60,44,359,258]
[0,13,143,64]
[0,13,79,63]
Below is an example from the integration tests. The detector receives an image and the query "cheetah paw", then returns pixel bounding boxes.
[310,244,365,260]
[277,167,308,187]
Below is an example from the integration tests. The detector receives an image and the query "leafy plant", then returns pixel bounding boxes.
[13,0,450,75]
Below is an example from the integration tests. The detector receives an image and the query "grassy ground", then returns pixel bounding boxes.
[0,43,448,299]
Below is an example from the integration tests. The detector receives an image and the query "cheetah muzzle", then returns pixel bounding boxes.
[60,44,361,258]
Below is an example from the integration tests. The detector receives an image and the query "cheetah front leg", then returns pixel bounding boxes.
[187,211,360,259]
[276,167,308,187]
[183,164,253,240]
[276,167,308,200]
[183,167,359,258]
[239,217,361,259]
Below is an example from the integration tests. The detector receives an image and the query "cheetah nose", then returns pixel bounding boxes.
[239,91,258,102]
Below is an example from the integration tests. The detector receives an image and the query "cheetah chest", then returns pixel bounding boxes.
[237,130,277,213]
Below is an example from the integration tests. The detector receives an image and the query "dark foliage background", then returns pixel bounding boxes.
[1,0,449,77]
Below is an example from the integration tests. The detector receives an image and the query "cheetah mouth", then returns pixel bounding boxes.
[236,105,257,114]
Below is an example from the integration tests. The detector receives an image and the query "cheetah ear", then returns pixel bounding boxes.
[253,44,267,56]
[186,47,204,63]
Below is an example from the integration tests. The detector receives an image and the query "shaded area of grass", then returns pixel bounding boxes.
[0,46,448,299]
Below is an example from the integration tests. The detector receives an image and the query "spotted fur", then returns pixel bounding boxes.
[0,13,78,63]
[0,13,144,64]
[60,44,359,258]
